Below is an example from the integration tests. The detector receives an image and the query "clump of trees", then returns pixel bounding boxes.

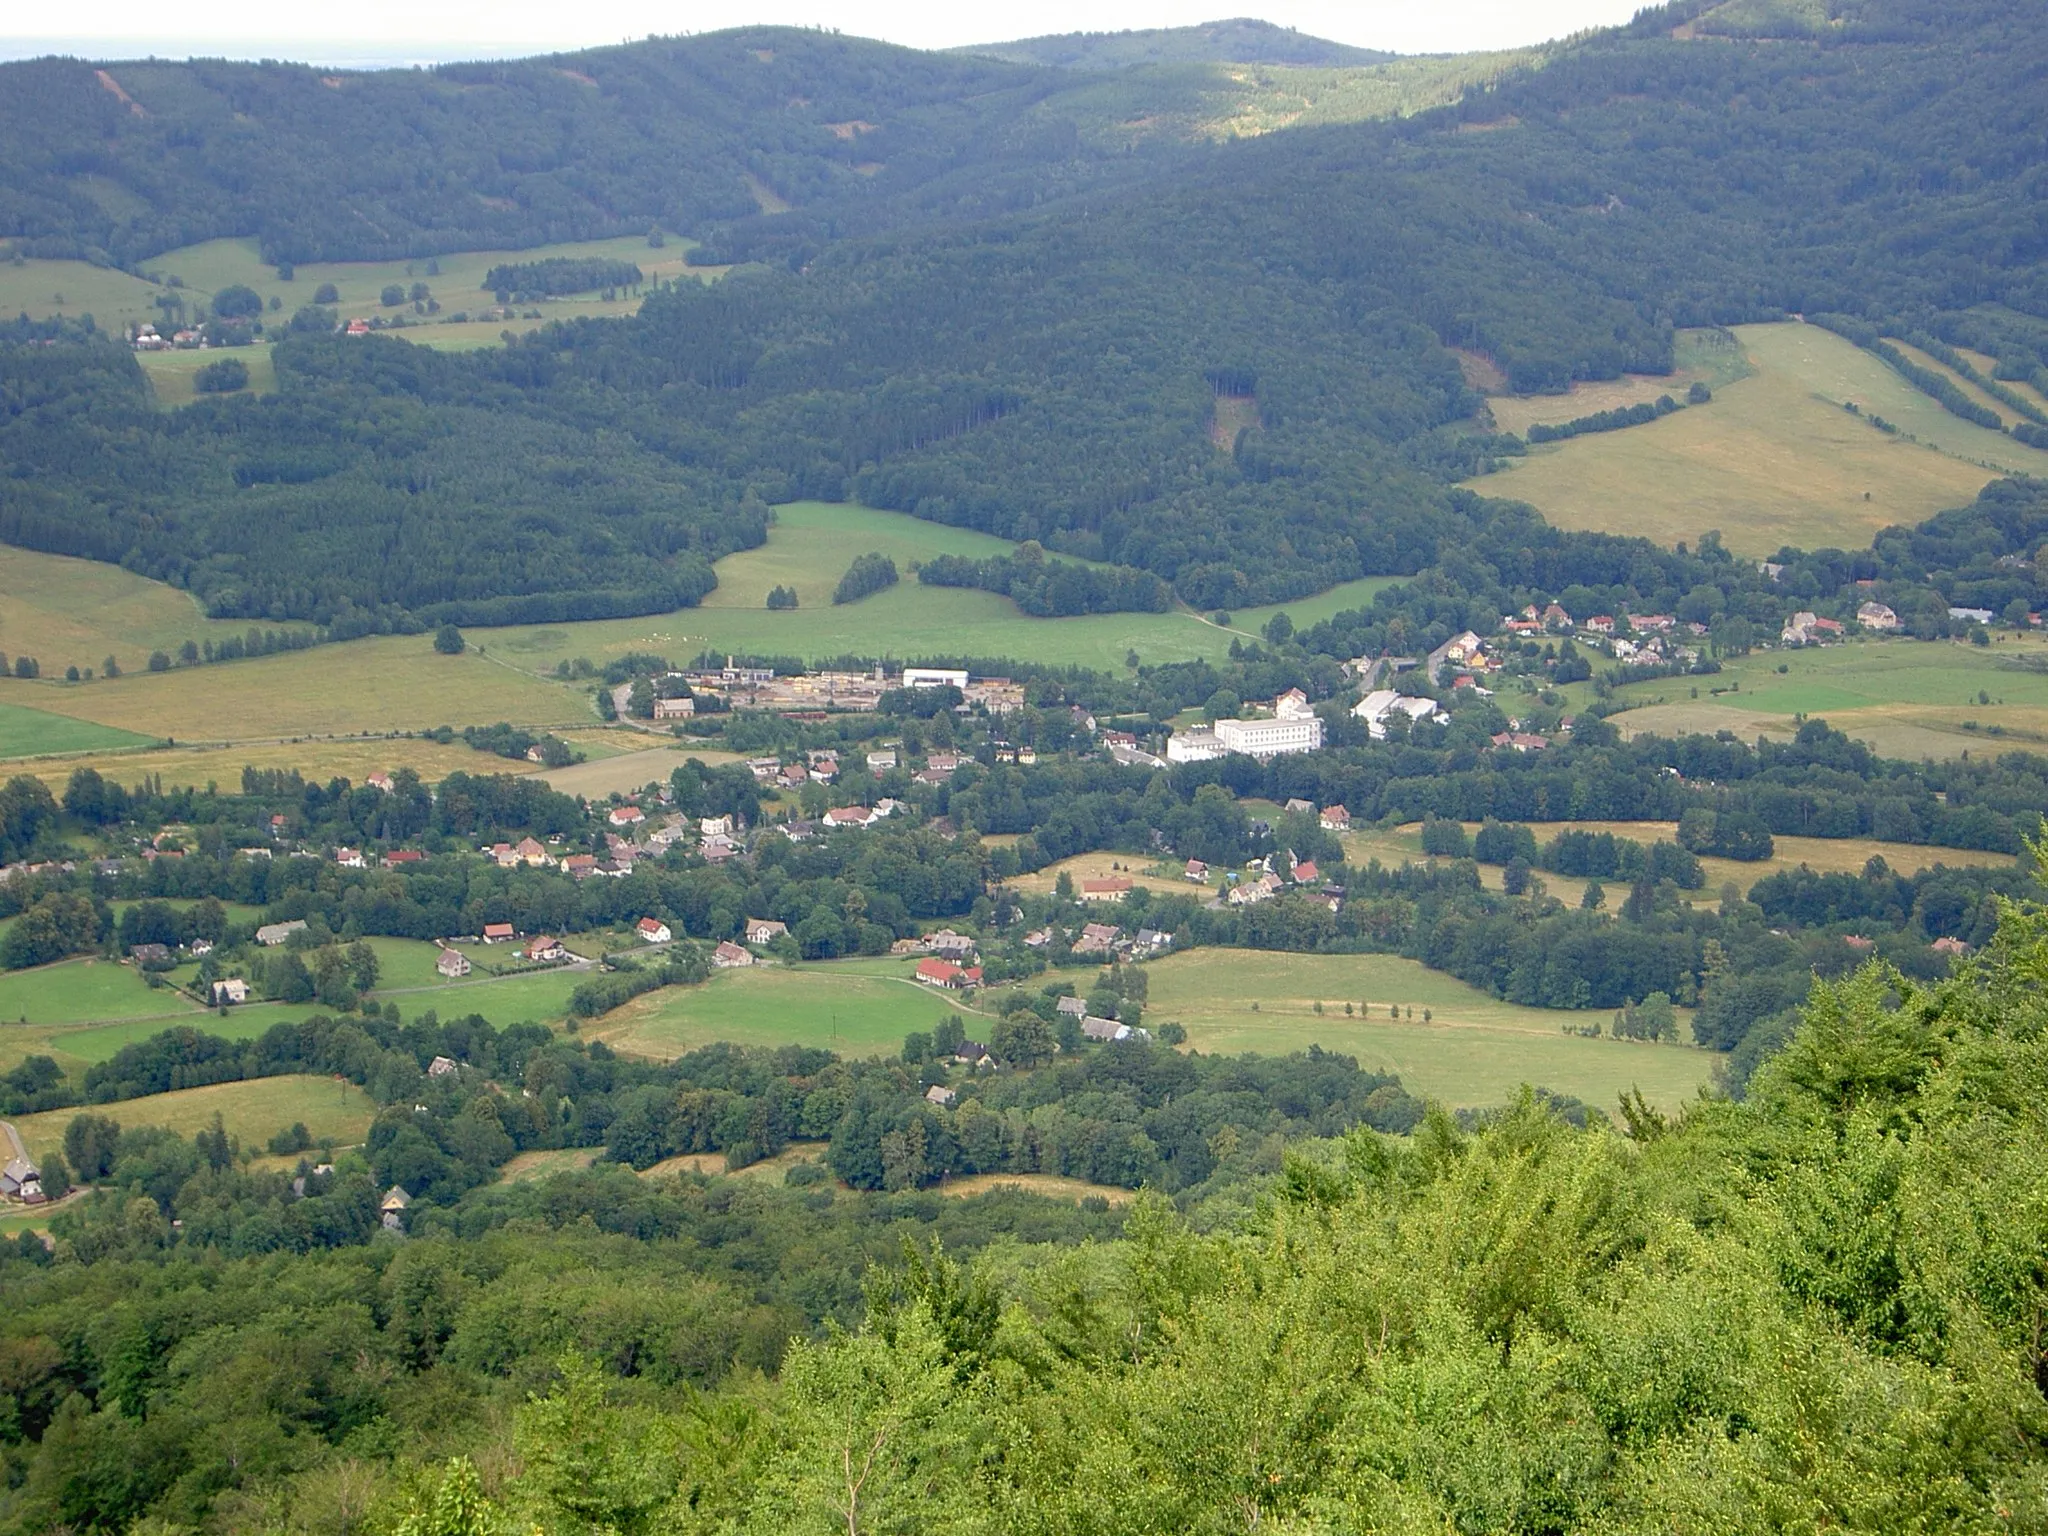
[833,552,899,605]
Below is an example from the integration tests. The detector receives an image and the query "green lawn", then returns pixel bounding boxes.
[0,702,155,760]
[594,957,982,1060]
[1136,950,1715,1111]
[0,959,201,1028]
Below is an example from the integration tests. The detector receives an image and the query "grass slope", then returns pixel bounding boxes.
[10,1075,375,1167]
[9,737,517,795]
[0,545,253,678]
[1139,950,1712,1110]
[0,703,153,759]
[1469,322,2034,555]
[1609,633,2048,759]
[0,959,202,1028]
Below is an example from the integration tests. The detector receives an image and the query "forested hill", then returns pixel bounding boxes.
[956,18,1392,70]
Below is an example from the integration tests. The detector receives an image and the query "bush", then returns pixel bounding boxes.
[380,284,405,307]
[313,282,340,304]
[193,357,250,393]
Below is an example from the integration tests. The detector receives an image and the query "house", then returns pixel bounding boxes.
[1425,631,1486,682]
[745,919,788,946]
[1353,690,1446,740]
[1073,922,1121,954]
[1134,928,1173,954]
[514,837,549,866]
[1290,860,1320,885]
[712,940,754,968]
[808,752,839,781]
[256,920,307,947]
[636,918,672,944]
[607,806,646,828]
[1183,859,1210,882]
[653,695,695,720]
[1541,603,1574,630]
[1275,689,1313,719]
[1932,935,1971,956]
[925,1085,958,1107]
[1227,878,1274,906]
[1080,1017,1125,1042]
[384,849,424,868]
[1216,711,1323,757]
[380,1186,411,1230]
[1080,877,1132,903]
[436,948,472,978]
[1584,615,1616,635]
[1055,995,1089,1019]
[700,815,734,837]
[1490,731,1550,752]
[1,1157,44,1203]
[875,798,907,818]
[1166,729,1225,763]
[523,936,565,962]
[211,978,250,1006]
[1633,614,1676,633]
[366,772,393,792]
[189,938,214,957]
[482,922,516,944]
[778,763,809,788]
[428,1055,460,1077]
[955,1040,994,1068]
[1858,601,1901,631]
[128,942,173,965]
[334,847,365,868]
[926,929,977,960]
[915,957,981,989]
[1319,805,1351,831]
[824,806,874,829]
[1022,927,1054,948]
[564,853,598,879]
[1285,797,1316,815]
[747,758,782,782]
[925,752,964,773]
[866,750,899,771]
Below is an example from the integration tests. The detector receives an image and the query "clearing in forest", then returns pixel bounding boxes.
[9,1074,376,1167]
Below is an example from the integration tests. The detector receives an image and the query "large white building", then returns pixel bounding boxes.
[1167,691,1323,761]
[902,667,970,690]
[1353,689,1447,740]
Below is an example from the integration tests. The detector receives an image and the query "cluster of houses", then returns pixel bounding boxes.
[1167,689,1326,763]
[664,660,1026,718]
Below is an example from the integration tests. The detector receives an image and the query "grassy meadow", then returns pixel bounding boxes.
[9,737,514,796]
[0,545,253,678]
[590,957,985,1061]
[0,234,720,360]
[0,703,154,759]
[135,343,280,406]
[537,745,744,798]
[1137,950,1712,1110]
[0,959,203,1028]
[1468,322,2041,555]
[1608,633,2048,759]
[10,1075,376,1168]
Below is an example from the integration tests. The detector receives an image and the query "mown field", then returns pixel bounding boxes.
[590,957,985,1061]
[1009,852,1204,899]
[0,958,203,1029]
[1607,633,2048,760]
[1136,950,1712,1110]
[10,1075,375,1167]
[1482,326,1755,436]
[134,342,281,406]
[0,702,153,759]
[1469,322,2041,555]
[537,745,743,798]
[10,737,514,796]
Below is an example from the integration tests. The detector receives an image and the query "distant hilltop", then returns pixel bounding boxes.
[955,17,1394,70]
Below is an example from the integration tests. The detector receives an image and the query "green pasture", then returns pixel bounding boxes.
[0,701,154,760]
[1136,950,1714,1111]
[593,957,982,1061]
[0,959,202,1030]
[135,344,279,406]
[0,545,254,688]
[10,1075,376,1167]
[1609,633,2048,759]
[1469,321,2027,555]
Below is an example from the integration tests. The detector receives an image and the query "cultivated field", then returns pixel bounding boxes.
[10,737,511,795]
[1608,633,2048,759]
[1468,322,2039,555]
[591,957,985,1061]
[1136,950,1713,1110]
[10,1075,376,1167]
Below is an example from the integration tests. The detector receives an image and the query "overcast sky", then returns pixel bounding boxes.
[1,0,1651,66]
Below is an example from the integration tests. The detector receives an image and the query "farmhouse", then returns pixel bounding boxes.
[636,918,672,944]
[481,922,516,943]
[607,806,646,828]
[1080,1017,1125,1042]
[1858,601,1901,631]
[1,1157,45,1204]
[1134,928,1173,954]
[1490,732,1550,752]
[745,919,788,945]
[712,940,755,968]
[256,920,307,946]
[925,1085,957,1107]
[1073,922,1121,954]
[366,772,393,792]
[1055,995,1089,1019]
[380,1187,411,1230]
[824,806,876,829]
[926,929,977,960]
[1320,805,1351,831]
[128,943,172,965]
[1080,877,1132,903]
[915,957,981,989]
[211,978,251,1005]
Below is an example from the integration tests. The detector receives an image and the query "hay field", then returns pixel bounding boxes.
[10,1075,375,1167]
[0,703,153,760]
[10,736,508,794]
[1467,322,2032,555]
[592,958,984,1061]
[135,343,279,405]
[933,1173,1133,1205]
[1009,852,1201,899]
[1609,634,2048,760]
[0,959,203,1030]
[1138,950,1712,1110]
[4,636,592,741]
[1483,327,1755,436]
[538,745,742,798]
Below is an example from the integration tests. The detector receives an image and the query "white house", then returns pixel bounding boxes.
[436,948,471,978]
[636,917,672,944]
